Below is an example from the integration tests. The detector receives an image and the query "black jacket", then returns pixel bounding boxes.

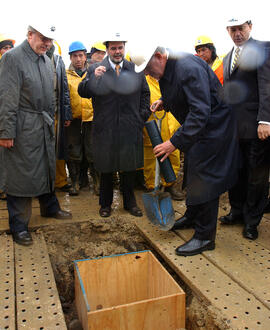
[78,57,150,172]
[159,52,239,205]
[223,38,270,139]
[53,54,72,159]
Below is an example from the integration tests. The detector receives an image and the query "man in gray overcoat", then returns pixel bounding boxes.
[0,24,72,246]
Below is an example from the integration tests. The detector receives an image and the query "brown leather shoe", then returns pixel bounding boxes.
[99,207,111,217]
[164,185,185,201]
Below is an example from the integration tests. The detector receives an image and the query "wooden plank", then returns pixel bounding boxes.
[15,232,67,330]
[87,295,185,330]
[136,218,270,330]
[0,234,15,330]
[75,251,185,330]
[176,221,270,309]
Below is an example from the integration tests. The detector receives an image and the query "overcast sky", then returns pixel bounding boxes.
[2,0,269,66]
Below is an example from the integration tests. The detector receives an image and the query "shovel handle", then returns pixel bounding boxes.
[154,154,161,190]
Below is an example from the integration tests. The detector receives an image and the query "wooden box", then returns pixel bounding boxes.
[74,251,185,330]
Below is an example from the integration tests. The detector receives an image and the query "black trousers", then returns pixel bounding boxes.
[7,192,60,233]
[99,171,137,209]
[185,197,219,240]
[228,139,270,226]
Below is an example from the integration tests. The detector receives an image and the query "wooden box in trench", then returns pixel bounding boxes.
[74,250,185,330]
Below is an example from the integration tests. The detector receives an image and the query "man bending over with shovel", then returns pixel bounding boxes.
[130,46,239,256]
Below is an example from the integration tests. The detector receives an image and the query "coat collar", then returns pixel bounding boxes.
[22,39,45,62]
[102,56,133,72]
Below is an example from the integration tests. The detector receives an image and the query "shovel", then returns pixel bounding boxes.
[142,112,175,231]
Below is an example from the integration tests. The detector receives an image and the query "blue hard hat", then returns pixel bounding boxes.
[68,41,87,54]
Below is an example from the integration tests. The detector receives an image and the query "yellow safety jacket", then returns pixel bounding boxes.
[211,56,224,85]
[66,66,93,121]
[144,75,181,189]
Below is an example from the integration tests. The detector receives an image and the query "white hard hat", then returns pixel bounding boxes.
[129,44,157,73]
[28,24,56,39]
[226,17,251,27]
[103,32,127,45]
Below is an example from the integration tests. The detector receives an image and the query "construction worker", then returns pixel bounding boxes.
[144,75,183,200]
[195,35,224,84]
[46,44,73,192]
[66,41,92,195]
[80,41,106,195]
[87,41,106,64]
[0,34,15,59]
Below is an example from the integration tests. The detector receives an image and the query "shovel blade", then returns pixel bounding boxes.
[142,191,175,231]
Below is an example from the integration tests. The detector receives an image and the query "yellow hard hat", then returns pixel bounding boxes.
[195,35,213,48]
[91,42,106,52]
[0,33,15,45]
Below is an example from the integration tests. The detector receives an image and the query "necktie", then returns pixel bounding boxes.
[115,64,120,76]
[231,47,240,73]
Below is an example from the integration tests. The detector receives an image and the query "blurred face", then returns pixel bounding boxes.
[196,46,212,64]
[91,50,106,63]
[28,31,53,55]
[227,23,252,46]
[144,53,167,80]
[70,51,87,70]
[0,44,13,55]
[107,41,125,64]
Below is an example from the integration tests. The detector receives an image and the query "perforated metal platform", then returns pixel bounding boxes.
[0,234,15,330]
[0,233,67,330]
[136,216,270,330]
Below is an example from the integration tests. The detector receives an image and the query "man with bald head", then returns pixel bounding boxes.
[219,18,270,240]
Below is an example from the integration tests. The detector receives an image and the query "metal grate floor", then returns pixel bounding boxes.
[0,234,15,330]
[0,233,66,330]
[136,218,270,330]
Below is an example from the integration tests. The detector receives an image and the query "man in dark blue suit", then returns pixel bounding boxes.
[130,46,239,256]
[219,18,270,240]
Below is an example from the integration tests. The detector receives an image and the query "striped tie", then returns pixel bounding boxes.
[231,47,240,73]
[115,64,120,76]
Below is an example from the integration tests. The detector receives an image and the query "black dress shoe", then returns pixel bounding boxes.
[175,237,215,256]
[219,212,244,225]
[243,225,258,240]
[125,206,143,217]
[99,206,111,217]
[264,199,270,213]
[56,184,72,192]
[171,215,195,230]
[13,231,33,246]
[41,209,72,219]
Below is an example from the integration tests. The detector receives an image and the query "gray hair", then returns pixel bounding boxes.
[26,25,37,37]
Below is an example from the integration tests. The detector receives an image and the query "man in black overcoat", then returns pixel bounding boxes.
[78,33,151,218]
[130,45,239,256]
[219,18,270,240]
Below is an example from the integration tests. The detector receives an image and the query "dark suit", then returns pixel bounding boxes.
[223,38,270,226]
[159,52,239,240]
[78,57,150,209]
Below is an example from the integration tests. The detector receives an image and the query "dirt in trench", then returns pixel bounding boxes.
[38,192,231,330]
